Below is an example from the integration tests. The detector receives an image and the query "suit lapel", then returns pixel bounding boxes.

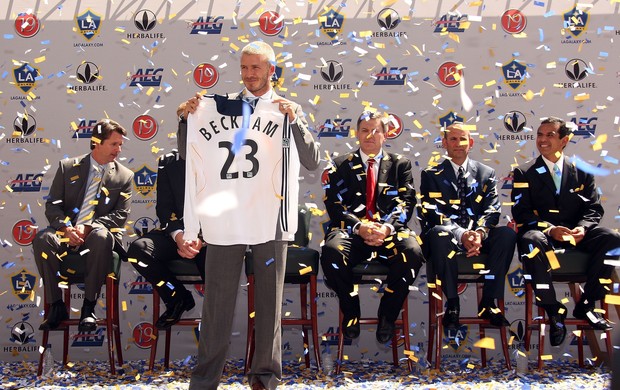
[377,154,392,195]
[534,156,557,195]
[439,159,459,197]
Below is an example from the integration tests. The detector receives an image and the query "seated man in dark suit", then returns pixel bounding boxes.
[511,116,619,346]
[419,123,516,330]
[33,119,134,332]
[320,111,425,343]
[128,100,206,329]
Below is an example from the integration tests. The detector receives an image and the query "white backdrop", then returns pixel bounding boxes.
[0,0,618,367]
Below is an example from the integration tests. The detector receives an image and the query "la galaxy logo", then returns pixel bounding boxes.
[13,63,39,94]
[11,269,37,301]
[444,324,469,352]
[319,8,344,40]
[317,117,351,138]
[507,266,525,298]
[502,59,527,90]
[133,217,156,236]
[373,66,408,86]
[129,68,163,87]
[190,15,223,35]
[9,173,45,192]
[72,118,97,139]
[133,165,157,197]
[75,9,102,41]
[438,111,464,129]
[563,6,589,38]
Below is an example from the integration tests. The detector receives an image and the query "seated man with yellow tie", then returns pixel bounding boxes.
[33,119,134,332]
[320,111,424,343]
[511,116,619,346]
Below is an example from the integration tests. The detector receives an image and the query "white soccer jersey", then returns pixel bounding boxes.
[184,95,300,245]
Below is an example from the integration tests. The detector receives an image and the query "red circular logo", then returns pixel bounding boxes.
[132,115,158,141]
[12,220,38,246]
[437,61,462,88]
[15,13,40,38]
[258,11,284,36]
[132,322,155,349]
[501,9,527,34]
[386,113,403,139]
[193,63,219,89]
[456,283,468,296]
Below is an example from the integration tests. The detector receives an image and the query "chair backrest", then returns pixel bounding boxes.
[291,205,311,247]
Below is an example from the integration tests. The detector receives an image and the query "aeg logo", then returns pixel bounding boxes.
[317,118,351,138]
[129,68,163,87]
[72,119,97,139]
[570,116,597,136]
[190,16,223,35]
[433,13,468,33]
[9,173,44,192]
[373,66,407,86]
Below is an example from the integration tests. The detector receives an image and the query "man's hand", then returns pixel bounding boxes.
[178,92,203,119]
[62,225,86,247]
[550,225,585,245]
[273,98,297,122]
[174,231,202,259]
[359,221,388,247]
[461,230,482,257]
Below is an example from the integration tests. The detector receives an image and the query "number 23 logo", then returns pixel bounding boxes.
[219,140,259,179]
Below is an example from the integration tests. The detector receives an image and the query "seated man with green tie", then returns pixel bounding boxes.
[33,119,134,332]
[511,116,619,346]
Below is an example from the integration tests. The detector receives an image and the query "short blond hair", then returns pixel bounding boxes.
[241,41,276,63]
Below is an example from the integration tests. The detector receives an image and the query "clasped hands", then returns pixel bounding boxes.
[461,230,483,257]
[549,225,585,245]
[174,232,203,259]
[358,222,389,247]
[62,225,92,247]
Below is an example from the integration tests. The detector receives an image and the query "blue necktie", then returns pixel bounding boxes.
[457,166,469,228]
[552,163,561,193]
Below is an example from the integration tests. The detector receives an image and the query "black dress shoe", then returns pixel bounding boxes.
[39,301,69,331]
[341,315,360,339]
[376,315,396,344]
[78,299,98,333]
[478,306,510,327]
[155,293,196,330]
[442,307,460,331]
[573,303,613,331]
[548,310,567,347]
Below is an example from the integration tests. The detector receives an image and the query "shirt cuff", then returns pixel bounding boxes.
[171,229,183,241]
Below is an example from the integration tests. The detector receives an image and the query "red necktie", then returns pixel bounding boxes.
[366,158,376,219]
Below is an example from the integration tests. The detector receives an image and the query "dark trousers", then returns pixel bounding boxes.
[424,225,516,301]
[320,229,424,323]
[518,226,620,305]
[33,227,113,303]
[127,230,206,305]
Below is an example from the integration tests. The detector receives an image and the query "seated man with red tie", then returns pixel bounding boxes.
[320,111,425,343]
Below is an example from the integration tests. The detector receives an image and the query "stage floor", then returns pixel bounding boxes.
[2,358,610,389]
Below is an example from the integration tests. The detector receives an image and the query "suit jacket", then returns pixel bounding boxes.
[419,158,501,236]
[45,153,134,245]
[324,149,415,232]
[511,155,603,235]
[155,150,186,235]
